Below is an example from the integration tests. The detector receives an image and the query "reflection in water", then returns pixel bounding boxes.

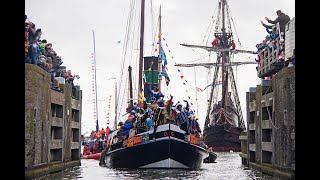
[37,152,278,180]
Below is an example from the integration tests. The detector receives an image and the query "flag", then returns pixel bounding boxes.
[138,91,144,107]
[161,65,170,86]
[160,47,167,66]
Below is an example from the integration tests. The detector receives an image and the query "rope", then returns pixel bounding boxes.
[263,85,284,129]
[201,1,219,46]
[117,0,136,121]
[225,1,243,48]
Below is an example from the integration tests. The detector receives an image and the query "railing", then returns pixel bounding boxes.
[257,35,284,78]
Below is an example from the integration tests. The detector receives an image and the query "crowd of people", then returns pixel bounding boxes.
[82,84,203,155]
[113,84,202,145]
[82,127,112,155]
[25,15,79,98]
[254,10,294,75]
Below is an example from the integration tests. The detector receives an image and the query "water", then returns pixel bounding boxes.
[37,152,278,180]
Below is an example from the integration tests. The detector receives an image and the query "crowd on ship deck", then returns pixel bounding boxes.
[82,83,203,156]
[254,10,295,77]
[25,15,79,98]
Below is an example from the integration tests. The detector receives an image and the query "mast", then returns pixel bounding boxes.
[128,66,133,106]
[158,6,162,92]
[221,0,227,108]
[93,30,99,132]
[138,0,145,97]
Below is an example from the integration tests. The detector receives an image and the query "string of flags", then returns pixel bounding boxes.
[106,95,112,126]
[160,37,195,106]
[91,53,97,122]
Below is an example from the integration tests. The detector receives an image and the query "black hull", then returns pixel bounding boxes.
[204,125,243,152]
[105,137,208,169]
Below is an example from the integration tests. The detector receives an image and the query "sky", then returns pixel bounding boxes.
[26,0,295,135]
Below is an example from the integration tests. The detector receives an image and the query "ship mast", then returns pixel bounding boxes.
[221,0,227,108]
[179,0,251,131]
[138,0,145,97]
[93,30,99,132]
[158,6,162,92]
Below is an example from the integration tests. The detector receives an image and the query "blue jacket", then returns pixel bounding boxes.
[146,85,164,103]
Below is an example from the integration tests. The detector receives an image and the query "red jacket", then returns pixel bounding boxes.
[83,145,90,155]
[92,144,98,154]
[211,39,219,47]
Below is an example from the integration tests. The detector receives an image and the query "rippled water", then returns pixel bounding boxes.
[37,152,278,180]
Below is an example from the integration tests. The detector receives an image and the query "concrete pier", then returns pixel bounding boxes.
[240,67,295,179]
[25,64,82,179]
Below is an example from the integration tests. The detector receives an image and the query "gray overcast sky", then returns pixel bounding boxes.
[26,0,295,134]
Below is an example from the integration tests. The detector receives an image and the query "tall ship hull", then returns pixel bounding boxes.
[204,125,242,152]
[203,95,244,152]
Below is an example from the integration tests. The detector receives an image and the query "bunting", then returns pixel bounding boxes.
[160,37,196,108]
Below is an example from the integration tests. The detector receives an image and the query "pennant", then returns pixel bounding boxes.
[180,76,184,79]
[160,47,167,66]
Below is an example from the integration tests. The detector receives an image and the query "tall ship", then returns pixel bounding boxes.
[177,0,256,152]
[101,0,208,169]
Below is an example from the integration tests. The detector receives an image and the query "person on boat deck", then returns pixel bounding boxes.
[100,128,105,139]
[105,126,111,140]
[183,100,191,116]
[164,95,174,121]
[145,84,164,104]
[122,121,134,139]
[127,110,136,123]
[265,10,290,39]
[148,99,170,137]
[91,141,99,154]
[135,108,148,134]
[132,102,138,111]
[96,131,102,139]
[175,103,189,132]
[82,143,90,155]
[148,99,170,126]
[190,116,201,135]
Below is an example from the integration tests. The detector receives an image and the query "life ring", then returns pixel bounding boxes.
[164,132,168,137]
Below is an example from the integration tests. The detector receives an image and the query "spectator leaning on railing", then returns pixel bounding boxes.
[25,15,79,94]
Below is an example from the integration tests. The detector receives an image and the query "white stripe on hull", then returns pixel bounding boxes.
[139,158,189,169]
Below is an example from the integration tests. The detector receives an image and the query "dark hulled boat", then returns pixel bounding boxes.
[104,124,208,169]
[203,94,243,152]
[101,0,209,169]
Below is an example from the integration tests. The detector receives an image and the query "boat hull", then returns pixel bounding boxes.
[105,124,208,170]
[81,153,101,160]
[105,138,207,169]
[204,125,243,152]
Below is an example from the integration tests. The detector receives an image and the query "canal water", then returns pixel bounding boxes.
[37,152,278,180]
